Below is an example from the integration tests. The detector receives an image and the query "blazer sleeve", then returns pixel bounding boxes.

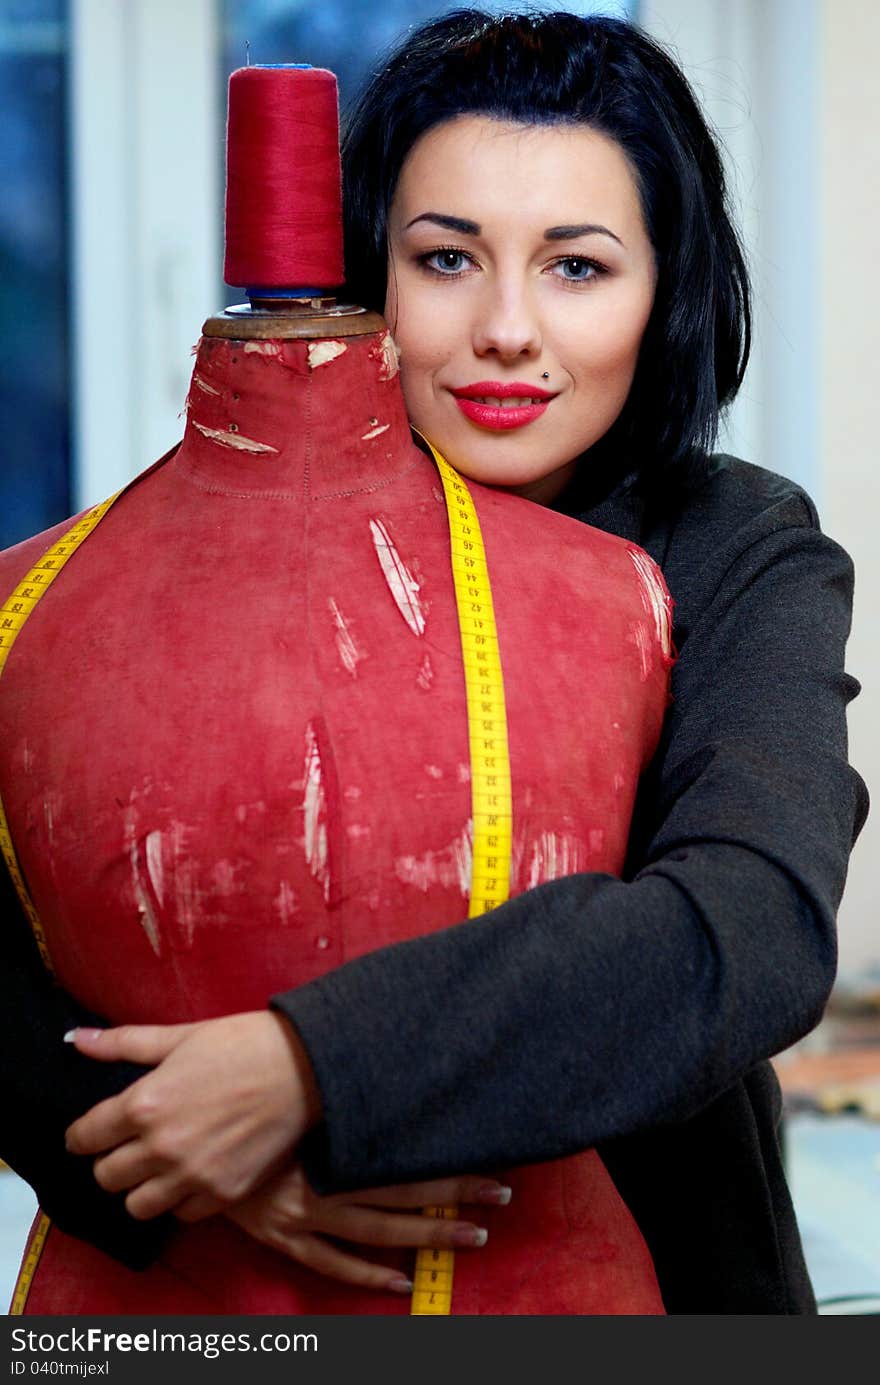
[273,486,869,1194]
[0,870,174,1268]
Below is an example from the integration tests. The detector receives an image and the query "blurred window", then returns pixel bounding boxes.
[0,1,70,549]
[221,1,636,125]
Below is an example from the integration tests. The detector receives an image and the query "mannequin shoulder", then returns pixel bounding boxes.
[0,514,88,600]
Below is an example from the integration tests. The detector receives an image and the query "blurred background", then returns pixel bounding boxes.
[1,0,878,1313]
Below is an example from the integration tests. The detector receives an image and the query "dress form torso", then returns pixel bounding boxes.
[1,322,672,1313]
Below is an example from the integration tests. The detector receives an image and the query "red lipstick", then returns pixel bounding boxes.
[450,381,556,431]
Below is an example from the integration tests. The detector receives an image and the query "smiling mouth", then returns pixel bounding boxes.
[463,395,548,408]
[450,392,553,431]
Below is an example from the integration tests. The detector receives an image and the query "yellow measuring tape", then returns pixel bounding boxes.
[1,492,122,1315]
[9,1214,51,1316]
[2,438,511,1318]
[410,434,512,1315]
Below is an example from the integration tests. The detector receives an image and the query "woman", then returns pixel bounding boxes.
[4,10,867,1313]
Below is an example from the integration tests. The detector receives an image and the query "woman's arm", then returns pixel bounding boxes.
[62,465,869,1209]
[274,467,868,1193]
[2,885,510,1281]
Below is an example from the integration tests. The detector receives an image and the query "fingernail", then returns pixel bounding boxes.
[476,1183,512,1205]
[452,1224,488,1247]
[65,1027,104,1044]
[388,1277,414,1294]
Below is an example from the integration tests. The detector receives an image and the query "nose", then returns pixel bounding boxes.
[471,278,542,362]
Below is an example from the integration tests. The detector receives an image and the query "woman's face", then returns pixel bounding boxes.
[385,116,657,504]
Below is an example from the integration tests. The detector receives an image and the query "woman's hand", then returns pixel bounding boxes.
[224,1164,512,1294]
[63,1012,321,1222]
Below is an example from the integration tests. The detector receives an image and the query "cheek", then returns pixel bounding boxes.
[394,338,441,423]
[569,294,652,388]
[392,296,460,387]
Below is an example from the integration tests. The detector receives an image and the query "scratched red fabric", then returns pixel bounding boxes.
[0,327,674,1314]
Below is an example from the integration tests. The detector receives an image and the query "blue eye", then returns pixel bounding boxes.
[421,248,472,275]
[553,257,602,282]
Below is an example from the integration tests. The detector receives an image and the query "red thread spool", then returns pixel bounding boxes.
[224,65,344,291]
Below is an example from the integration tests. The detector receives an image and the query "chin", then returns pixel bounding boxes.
[442,456,534,488]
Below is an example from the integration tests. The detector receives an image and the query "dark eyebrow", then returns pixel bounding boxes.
[545,223,624,247]
[403,212,625,248]
[404,212,481,235]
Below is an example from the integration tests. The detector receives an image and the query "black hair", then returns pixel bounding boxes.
[341,8,751,490]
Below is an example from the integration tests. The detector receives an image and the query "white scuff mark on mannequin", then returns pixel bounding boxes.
[628,548,673,657]
[630,619,653,680]
[302,723,331,901]
[123,809,162,957]
[145,830,165,909]
[235,800,266,825]
[416,652,434,690]
[328,598,363,677]
[307,340,347,370]
[43,799,55,845]
[244,341,282,357]
[191,420,278,454]
[457,763,471,785]
[132,872,161,955]
[21,742,33,774]
[192,373,221,394]
[346,823,371,841]
[424,764,444,780]
[613,771,626,794]
[589,828,605,855]
[361,422,390,441]
[369,518,426,636]
[123,805,158,955]
[370,330,400,380]
[275,880,298,925]
[526,831,587,889]
[395,820,473,896]
[344,785,362,802]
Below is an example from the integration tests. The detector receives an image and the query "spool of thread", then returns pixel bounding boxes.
[224,65,344,291]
